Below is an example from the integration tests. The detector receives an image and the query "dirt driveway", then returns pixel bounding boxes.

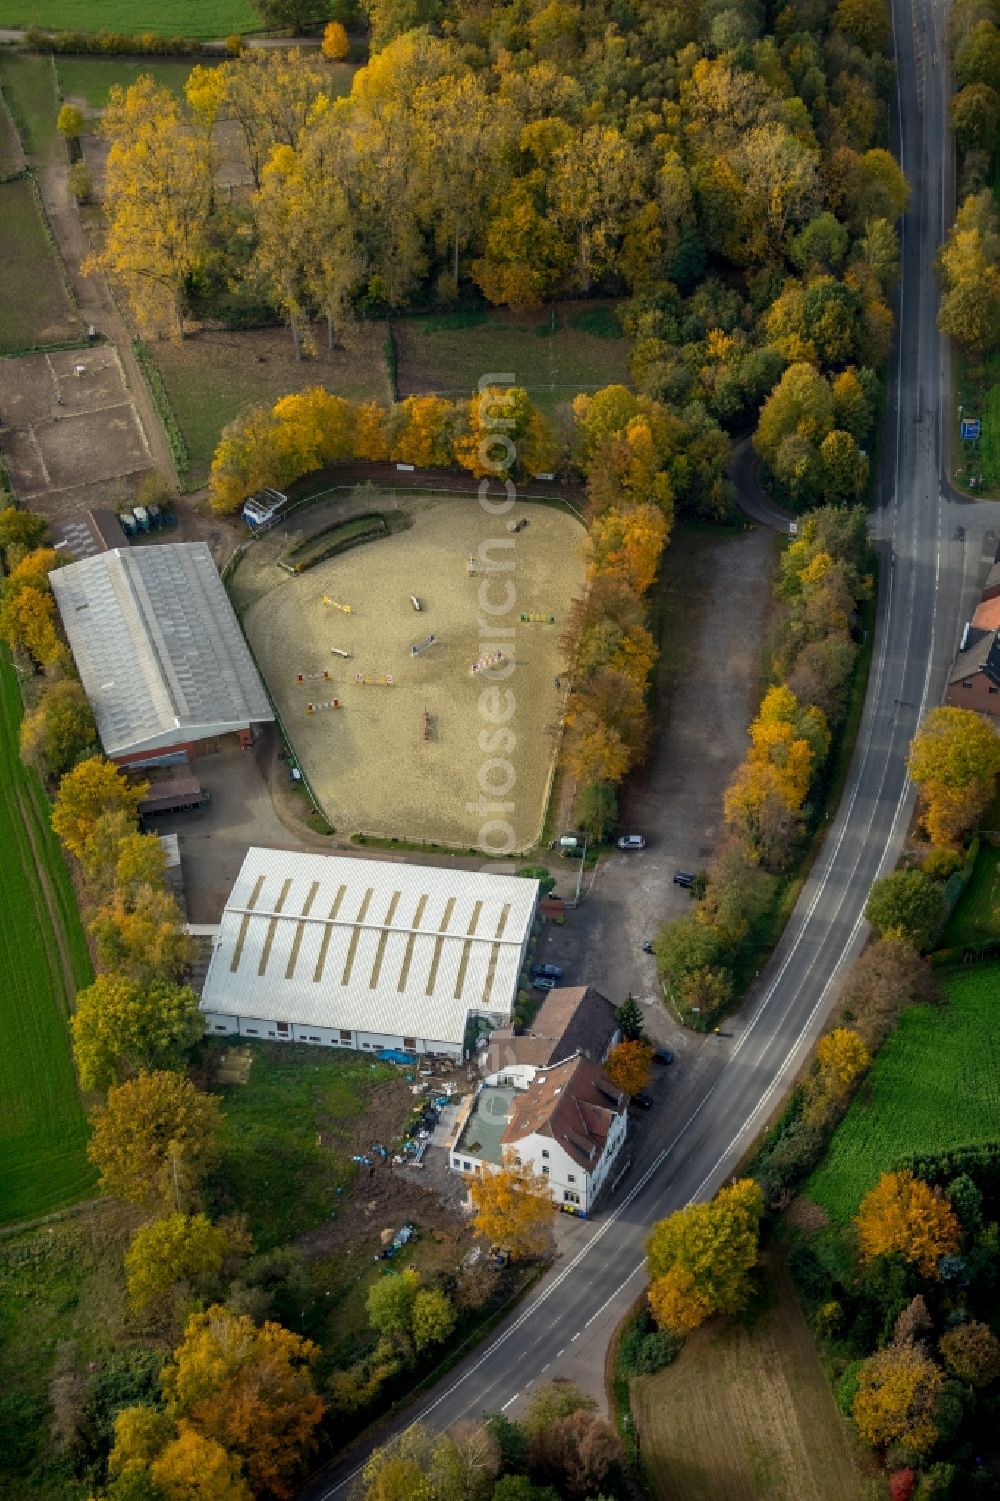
[536,522,779,1051]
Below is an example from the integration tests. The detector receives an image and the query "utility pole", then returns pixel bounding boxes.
[573,834,589,906]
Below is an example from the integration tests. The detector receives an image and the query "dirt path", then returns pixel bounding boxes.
[33,148,178,489]
[14,780,78,1005]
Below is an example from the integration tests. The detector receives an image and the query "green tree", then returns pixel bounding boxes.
[88,1071,223,1209]
[939,1322,1000,1387]
[367,1270,421,1345]
[411,1288,457,1352]
[833,0,890,49]
[864,868,948,951]
[252,0,332,33]
[18,679,97,781]
[951,83,1000,150]
[71,976,203,1092]
[574,780,618,841]
[0,506,48,566]
[57,102,84,139]
[125,1213,247,1313]
[956,20,1000,90]
[616,994,646,1042]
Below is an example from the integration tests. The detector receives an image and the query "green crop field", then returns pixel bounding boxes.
[805,963,1000,1224]
[0,648,94,1225]
[393,300,631,420]
[0,0,257,35]
[204,1041,406,1251]
[0,177,79,352]
[941,845,1000,948]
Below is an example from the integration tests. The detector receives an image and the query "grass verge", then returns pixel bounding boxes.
[804,962,1000,1224]
[0,647,95,1225]
[940,843,1000,947]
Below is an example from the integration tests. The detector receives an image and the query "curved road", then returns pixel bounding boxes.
[303,0,990,1489]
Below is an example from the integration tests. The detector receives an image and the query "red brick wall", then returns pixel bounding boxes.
[946,675,1000,717]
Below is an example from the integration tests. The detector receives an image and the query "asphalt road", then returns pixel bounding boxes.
[301,0,989,1490]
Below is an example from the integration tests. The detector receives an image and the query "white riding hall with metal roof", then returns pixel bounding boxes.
[50,542,272,761]
[201,849,538,1056]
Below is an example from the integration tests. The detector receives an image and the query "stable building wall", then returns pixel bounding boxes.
[201,1011,463,1058]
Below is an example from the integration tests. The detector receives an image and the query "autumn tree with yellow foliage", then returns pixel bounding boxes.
[646,1179,764,1335]
[856,1171,961,1277]
[852,1342,944,1454]
[51,757,147,864]
[908,706,1000,849]
[467,1158,555,1260]
[87,77,213,340]
[603,1039,653,1096]
[802,1027,870,1125]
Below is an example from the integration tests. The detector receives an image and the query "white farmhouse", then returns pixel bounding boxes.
[451,1053,628,1217]
[200,848,538,1058]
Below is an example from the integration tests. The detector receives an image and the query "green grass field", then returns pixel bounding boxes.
[0,1,257,34]
[0,648,94,1225]
[55,54,206,107]
[941,845,1000,947]
[0,52,58,157]
[152,325,389,486]
[204,1042,402,1252]
[805,963,1000,1224]
[393,301,631,420]
[0,177,79,351]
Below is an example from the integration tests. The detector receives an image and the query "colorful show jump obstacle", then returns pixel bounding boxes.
[520,612,555,624]
[470,650,506,676]
[306,699,341,713]
[296,670,331,682]
[322,596,353,614]
[330,647,352,659]
[355,673,395,686]
[410,633,438,658]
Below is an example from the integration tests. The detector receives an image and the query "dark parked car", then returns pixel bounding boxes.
[653,1047,674,1065]
[630,1090,654,1110]
[533,975,557,992]
[531,963,564,980]
[673,870,695,888]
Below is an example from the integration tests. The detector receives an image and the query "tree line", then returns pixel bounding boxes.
[88,0,904,512]
[653,503,871,1024]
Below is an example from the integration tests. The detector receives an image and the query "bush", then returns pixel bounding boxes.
[67,162,91,204]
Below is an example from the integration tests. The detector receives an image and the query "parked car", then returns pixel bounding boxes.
[642,940,654,954]
[533,975,557,992]
[617,834,646,850]
[630,1090,654,1110]
[530,963,564,980]
[673,870,695,888]
[653,1047,674,1065]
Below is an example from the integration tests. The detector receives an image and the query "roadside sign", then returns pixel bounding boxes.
[961,418,981,441]
[788,520,798,536]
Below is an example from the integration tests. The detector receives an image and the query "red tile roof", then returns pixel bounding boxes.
[501,1055,626,1171]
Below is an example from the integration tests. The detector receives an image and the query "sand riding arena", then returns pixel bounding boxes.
[231,489,587,852]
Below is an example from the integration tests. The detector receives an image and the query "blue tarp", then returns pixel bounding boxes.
[376,1049,418,1065]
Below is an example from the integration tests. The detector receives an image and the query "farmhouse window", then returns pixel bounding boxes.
[541,1149,549,1158]
[403,1037,417,1049]
[276,1022,289,1034]
[541,1165,549,1175]
[564,1191,580,1204]
[340,1029,352,1041]
[568,1174,576,1183]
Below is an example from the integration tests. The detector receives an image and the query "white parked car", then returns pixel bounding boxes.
[617,834,646,850]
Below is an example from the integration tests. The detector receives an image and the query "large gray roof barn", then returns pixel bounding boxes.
[50,542,272,765]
